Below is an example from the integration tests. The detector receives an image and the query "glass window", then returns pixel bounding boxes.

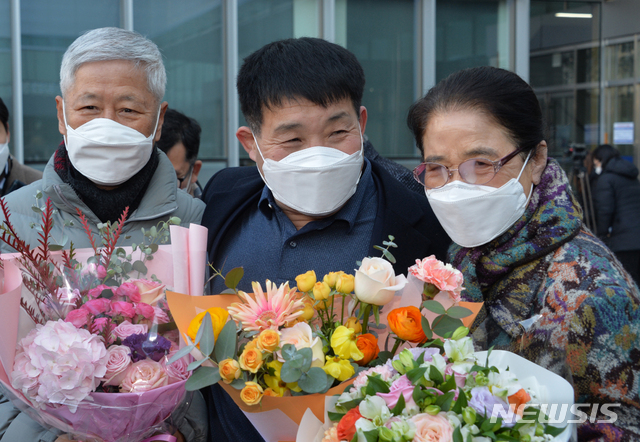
[605,42,634,81]
[576,47,599,84]
[21,0,119,162]
[546,92,575,158]
[576,88,599,147]
[605,85,634,154]
[0,1,12,137]
[346,0,415,158]
[530,51,575,87]
[436,0,503,83]
[134,0,224,164]
[530,1,600,51]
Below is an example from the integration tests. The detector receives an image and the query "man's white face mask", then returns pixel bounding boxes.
[63,101,160,186]
[252,131,364,217]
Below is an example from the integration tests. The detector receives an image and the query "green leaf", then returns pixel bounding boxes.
[281,344,297,361]
[198,313,215,357]
[450,387,468,413]
[545,425,567,437]
[337,397,363,410]
[423,300,446,315]
[31,206,43,213]
[49,244,64,251]
[214,320,237,362]
[428,365,444,384]
[362,429,379,442]
[452,426,464,442]
[381,249,396,264]
[132,260,148,274]
[297,347,313,372]
[434,390,455,411]
[149,243,159,253]
[224,267,244,290]
[229,378,245,390]
[406,366,427,385]
[297,367,327,393]
[446,306,473,319]
[439,373,457,393]
[100,288,114,299]
[328,411,345,422]
[365,375,390,395]
[185,366,221,391]
[281,362,302,383]
[421,316,434,340]
[167,344,195,364]
[187,357,209,371]
[390,391,406,416]
[373,305,380,325]
[433,315,463,338]
[220,288,236,294]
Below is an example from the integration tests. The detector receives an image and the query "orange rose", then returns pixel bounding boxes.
[240,382,263,406]
[508,388,531,417]
[337,407,362,441]
[354,333,379,366]
[239,347,263,373]
[256,329,280,353]
[219,358,241,384]
[387,306,427,343]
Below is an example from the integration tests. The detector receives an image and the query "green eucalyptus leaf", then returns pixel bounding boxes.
[167,344,195,364]
[446,306,473,319]
[199,313,215,357]
[381,249,396,264]
[187,357,209,371]
[433,315,463,338]
[281,362,302,383]
[132,260,148,274]
[31,206,43,213]
[297,367,328,393]
[49,244,64,251]
[281,343,297,361]
[185,366,221,391]
[229,378,246,390]
[423,300,446,315]
[149,243,159,253]
[214,320,237,362]
[224,267,244,290]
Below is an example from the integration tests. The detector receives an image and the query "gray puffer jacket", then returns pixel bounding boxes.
[0,150,207,441]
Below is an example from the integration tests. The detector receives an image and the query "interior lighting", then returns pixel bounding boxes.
[555,12,593,18]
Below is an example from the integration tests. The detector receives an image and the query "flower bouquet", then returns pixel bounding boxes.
[0,198,191,441]
[301,328,574,442]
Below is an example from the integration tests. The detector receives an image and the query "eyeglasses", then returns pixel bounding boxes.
[413,146,527,189]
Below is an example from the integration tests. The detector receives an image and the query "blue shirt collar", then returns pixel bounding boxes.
[258,157,374,233]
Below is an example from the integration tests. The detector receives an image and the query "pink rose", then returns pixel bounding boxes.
[87,284,113,299]
[119,360,168,393]
[409,256,464,300]
[376,375,417,409]
[97,265,107,280]
[84,298,112,315]
[113,320,148,340]
[411,412,454,442]
[65,308,91,328]
[161,350,189,384]
[134,303,155,320]
[102,345,132,386]
[153,306,171,324]
[130,279,166,306]
[116,282,141,303]
[110,301,136,319]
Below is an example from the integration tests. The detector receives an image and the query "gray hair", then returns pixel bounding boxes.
[60,27,166,103]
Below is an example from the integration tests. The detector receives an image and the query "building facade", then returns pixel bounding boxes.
[1,0,638,183]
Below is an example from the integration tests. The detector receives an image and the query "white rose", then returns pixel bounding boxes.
[276,322,324,367]
[354,257,407,306]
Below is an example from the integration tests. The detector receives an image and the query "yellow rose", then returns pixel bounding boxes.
[330,325,364,361]
[335,273,355,294]
[323,272,340,288]
[312,281,332,300]
[344,317,362,334]
[314,297,333,310]
[256,329,280,353]
[295,271,317,293]
[239,347,263,373]
[322,356,355,382]
[245,338,258,350]
[187,307,229,343]
[218,358,241,384]
[300,303,315,321]
[240,382,263,406]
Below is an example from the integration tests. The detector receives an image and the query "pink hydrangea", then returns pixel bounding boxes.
[409,255,464,301]
[11,319,109,412]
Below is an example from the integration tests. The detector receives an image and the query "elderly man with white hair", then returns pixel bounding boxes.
[0,28,206,441]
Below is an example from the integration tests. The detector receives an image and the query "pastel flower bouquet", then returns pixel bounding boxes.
[0,198,190,442]
[166,238,483,441]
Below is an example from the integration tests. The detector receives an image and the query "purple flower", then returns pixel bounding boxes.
[468,386,517,427]
[122,333,172,362]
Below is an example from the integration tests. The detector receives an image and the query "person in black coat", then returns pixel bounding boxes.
[593,144,640,284]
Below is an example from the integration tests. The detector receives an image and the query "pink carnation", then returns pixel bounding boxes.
[120,360,168,393]
[84,298,112,316]
[65,308,91,328]
[409,256,464,300]
[110,301,136,319]
[116,282,141,303]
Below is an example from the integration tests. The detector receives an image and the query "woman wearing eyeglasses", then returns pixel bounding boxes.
[408,66,639,440]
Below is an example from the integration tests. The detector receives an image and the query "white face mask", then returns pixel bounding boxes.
[63,102,160,186]
[252,132,364,216]
[425,151,533,248]
[0,141,9,171]
[595,166,602,175]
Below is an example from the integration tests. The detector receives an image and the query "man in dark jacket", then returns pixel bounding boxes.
[593,144,640,284]
[0,97,42,196]
[200,37,449,442]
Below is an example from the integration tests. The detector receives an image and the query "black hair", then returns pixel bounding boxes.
[592,144,620,169]
[155,108,201,163]
[0,97,8,133]
[407,66,545,158]
[237,37,365,133]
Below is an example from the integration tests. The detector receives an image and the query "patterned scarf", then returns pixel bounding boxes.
[449,159,583,341]
[54,143,159,223]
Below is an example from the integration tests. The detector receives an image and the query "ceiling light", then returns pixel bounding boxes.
[555,12,593,18]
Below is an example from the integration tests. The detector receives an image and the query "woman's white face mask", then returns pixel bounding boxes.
[425,151,533,248]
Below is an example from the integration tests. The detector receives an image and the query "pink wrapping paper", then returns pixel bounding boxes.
[0,261,23,385]
[169,224,208,296]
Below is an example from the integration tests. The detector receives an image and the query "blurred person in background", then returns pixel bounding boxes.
[0,97,42,196]
[156,108,203,198]
[593,143,640,284]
